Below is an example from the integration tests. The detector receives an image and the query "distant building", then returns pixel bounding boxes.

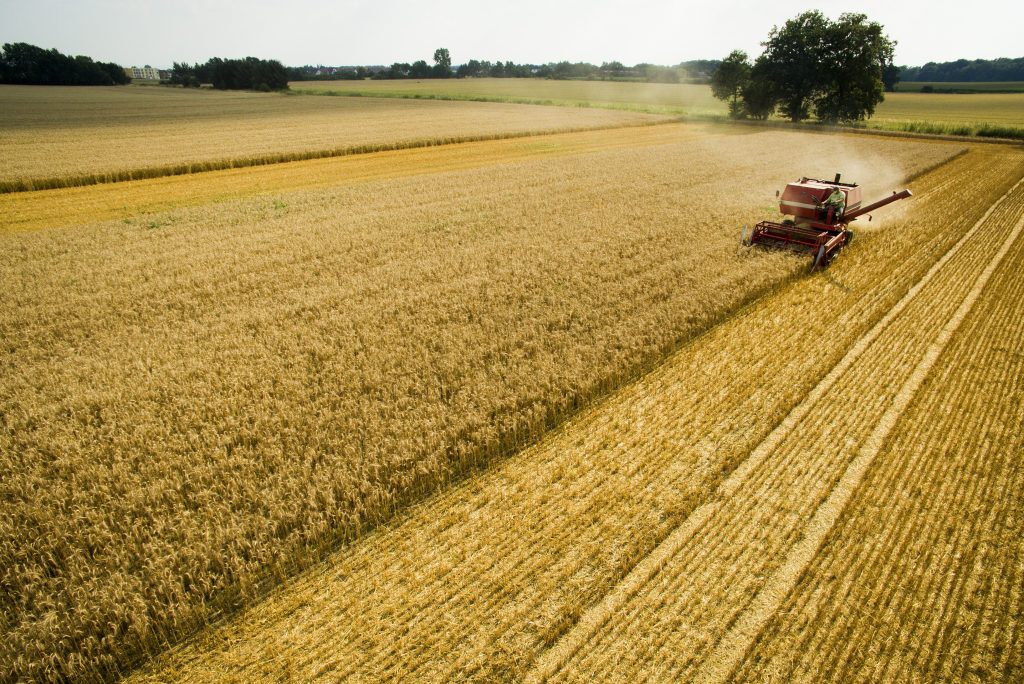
[125,66,161,80]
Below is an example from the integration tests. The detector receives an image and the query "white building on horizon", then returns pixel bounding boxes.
[125,66,161,80]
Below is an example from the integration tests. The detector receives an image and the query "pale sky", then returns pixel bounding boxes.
[0,0,1020,69]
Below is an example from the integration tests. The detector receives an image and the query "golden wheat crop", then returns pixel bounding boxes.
[0,126,957,682]
[0,84,665,191]
[0,123,710,235]
[62,135,972,684]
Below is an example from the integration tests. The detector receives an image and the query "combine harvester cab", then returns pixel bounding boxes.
[745,173,912,270]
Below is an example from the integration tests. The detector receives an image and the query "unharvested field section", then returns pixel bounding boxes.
[126,143,1011,683]
[2,127,957,682]
[0,85,664,190]
[0,123,710,235]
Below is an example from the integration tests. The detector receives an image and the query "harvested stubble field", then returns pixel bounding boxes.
[122,144,1024,684]
[0,84,665,192]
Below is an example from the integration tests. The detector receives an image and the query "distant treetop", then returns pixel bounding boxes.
[900,57,1024,82]
[170,57,288,91]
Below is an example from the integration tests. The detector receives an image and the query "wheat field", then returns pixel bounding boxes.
[0,124,709,235]
[125,144,1024,683]
[4,78,1020,683]
[1,122,957,681]
[291,78,724,114]
[540,150,1024,684]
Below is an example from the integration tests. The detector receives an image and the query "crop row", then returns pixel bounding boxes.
[126,146,1019,682]
[734,209,1024,682]
[0,123,711,234]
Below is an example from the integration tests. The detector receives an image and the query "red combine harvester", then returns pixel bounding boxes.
[744,173,912,269]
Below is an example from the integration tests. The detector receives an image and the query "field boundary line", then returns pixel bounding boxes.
[696,186,1024,684]
[524,171,1024,683]
[0,118,675,195]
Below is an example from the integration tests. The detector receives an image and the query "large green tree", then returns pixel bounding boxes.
[712,11,895,124]
[710,50,751,118]
[432,47,452,78]
[756,10,831,122]
[812,13,895,122]
[741,67,776,120]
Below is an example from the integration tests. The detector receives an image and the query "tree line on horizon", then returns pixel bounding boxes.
[899,57,1024,82]
[287,50,719,84]
[170,57,288,91]
[0,42,129,85]
[2,39,1021,93]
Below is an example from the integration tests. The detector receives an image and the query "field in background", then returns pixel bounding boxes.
[865,91,1024,138]
[127,144,1024,684]
[294,78,1024,139]
[0,123,959,681]
[895,81,1024,92]
[0,85,664,191]
[291,78,723,114]
[2,81,1016,195]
